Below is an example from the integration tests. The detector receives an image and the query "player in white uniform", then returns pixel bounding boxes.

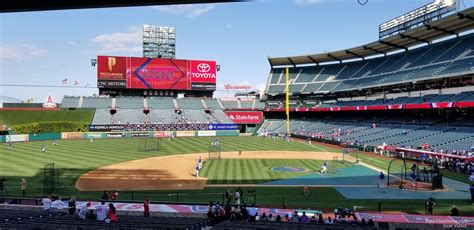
[41,144,46,153]
[198,156,203,169]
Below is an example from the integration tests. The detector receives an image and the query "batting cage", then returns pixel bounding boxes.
[208,145,221,160]
[343,147,359,163]
[43,163,59,195]
[138,138,160,152]
[328,156,340,175]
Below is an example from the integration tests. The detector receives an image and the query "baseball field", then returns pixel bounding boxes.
[1,136,472,215]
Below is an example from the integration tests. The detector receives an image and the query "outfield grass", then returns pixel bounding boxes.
[1,136,472,215]
[0,136,316,197]
[0,110,95,126]
[201,159,353,184]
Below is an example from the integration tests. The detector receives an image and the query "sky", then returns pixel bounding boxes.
[1,0,471,102]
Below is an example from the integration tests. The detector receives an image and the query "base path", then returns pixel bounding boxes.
[76,151,346,191]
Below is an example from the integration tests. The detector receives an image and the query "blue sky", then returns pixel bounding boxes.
[0,0,465,102]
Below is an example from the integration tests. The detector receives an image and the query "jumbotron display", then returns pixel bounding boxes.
[97,55,216,91]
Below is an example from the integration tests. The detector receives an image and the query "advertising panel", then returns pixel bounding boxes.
[225,111,263,124]
[61,132,84,139]
[197,130,216,137]
[106,132,126,138]
[154,131,173,138]
[129,57,189,90]
[207,124,238,130]
[97,56,127,88]
[85,132,104,139]
[89,125,124,132]
[176,131,195,137]
[6,134,29,142]
[189,60,216,90]
[29,133,62,141]
[130,132,151,138]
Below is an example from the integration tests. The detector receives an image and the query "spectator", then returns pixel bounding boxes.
[255,212,260,221]
[317,213,324,224]
[247,204,257,222]
[470,184,474,204]
[450,205,459,216]
[20,178,27,197]
[284,214,291,222]
[235,189,241,205]
[300,211,309,223]
[111,189,118,201]
[207,202,215,219]
[241,205,248,220]
[68,196,76,215]
[224,203,232,220]
[101,191,109,200]
[237,187,244,204]
[260,213,268,221]
[310,216,317,223]
[426,198,436,215]
[360,218,367,226]
[275,215,282,222]
[51,196,65,213]
[144,199,150,217]
[292,211,299,222]
[106,203,118,223]
[96,201,108,221]
[334,207,339,219]
[41,195,52,213]
[368,218,375,226]
[78,202,91,220]
[268,213,274,221]
[325,216,333,224]
[225,188,232,204]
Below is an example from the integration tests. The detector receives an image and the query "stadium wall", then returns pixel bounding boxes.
[0,130,240,143]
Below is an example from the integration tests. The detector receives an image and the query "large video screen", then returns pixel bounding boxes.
[97,55,216,91]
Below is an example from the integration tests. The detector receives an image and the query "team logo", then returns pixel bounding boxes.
[229,115,235,120]
[208,124,214,130]
[108,57,117,71]
[197,63,211,73]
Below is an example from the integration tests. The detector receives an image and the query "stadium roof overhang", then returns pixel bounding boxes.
[1,0,242,13]
[268,7,474,67]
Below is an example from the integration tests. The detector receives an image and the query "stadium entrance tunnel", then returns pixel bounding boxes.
[271,166,307,172]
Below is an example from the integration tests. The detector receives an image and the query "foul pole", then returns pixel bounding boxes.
[285,67,290,134]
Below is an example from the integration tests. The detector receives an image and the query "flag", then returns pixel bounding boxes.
[73,80,79,85]
[62,78,68,85]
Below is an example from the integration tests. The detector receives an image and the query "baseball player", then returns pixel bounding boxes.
[195,164,200,177]
[198,156,203,169]
[41,144,46,153]
[320,160,327,175]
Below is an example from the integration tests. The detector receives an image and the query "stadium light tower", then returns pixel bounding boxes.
[142,25,176,58]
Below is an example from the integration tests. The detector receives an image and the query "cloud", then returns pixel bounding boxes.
[294,0,323,5]
[91,27,142,54]
[151,4,216,17]
[0,44,47,62]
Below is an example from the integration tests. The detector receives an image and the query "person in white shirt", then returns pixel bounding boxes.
[234,190,241,205]
[42,196,52,212]
[96,201,108,221]
[51,197,65,213]
[78,203,91,220]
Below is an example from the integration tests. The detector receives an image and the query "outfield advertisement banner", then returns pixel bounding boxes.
[130,132,151,138]
[176,131,195,137]
[106,132,126,138]
[207,124,238,130]
[225,111,263,124]
[97,55,216,91]
[61,132,84,139]
[84,133,104,139]
[153,131,173,138]
[6,134,29,142]
[89,125,124,132]
[197,130,216,137]
[29,133,62,141]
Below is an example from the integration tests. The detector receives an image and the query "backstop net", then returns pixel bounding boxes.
[208,145,221,160]
[329,156,339,175]
[43,163,58,195]
[343,147,359,163]
[138,138,160,152]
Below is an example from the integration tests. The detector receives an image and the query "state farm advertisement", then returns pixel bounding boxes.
[189,60,216,90]
[225,111,263,124]
[129,57,189,90]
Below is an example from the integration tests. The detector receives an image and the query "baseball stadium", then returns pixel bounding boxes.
[1,0,474,229]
